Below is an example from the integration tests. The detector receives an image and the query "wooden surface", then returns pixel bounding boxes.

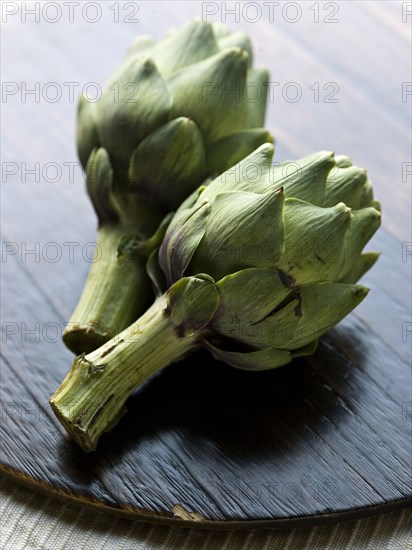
[1,1,411,527]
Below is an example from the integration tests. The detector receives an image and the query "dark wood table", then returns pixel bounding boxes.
[1,0,411,527]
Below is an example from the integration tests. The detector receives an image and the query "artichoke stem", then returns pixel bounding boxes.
[51,295,197,452]
[63,224,151,355]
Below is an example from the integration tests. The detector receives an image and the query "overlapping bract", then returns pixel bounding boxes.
[77,20,272,217]
[157,143,381,370]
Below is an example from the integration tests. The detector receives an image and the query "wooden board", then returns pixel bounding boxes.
[1,1,411,527]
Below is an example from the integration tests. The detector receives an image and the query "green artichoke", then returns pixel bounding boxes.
[51,144,381,452]
[64,20,272,354]
[156,143,381,368]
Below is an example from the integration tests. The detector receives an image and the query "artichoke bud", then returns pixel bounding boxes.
[156,143,380,370]
[77,20,273,224]
[129,117,206,210]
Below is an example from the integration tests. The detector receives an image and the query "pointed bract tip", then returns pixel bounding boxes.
[354,285,369,300]
[257,142,275,157]
[264,130,274,144]
[174,116,195,128]
[335,201,352,217]
[371,200,382,213]
[335,154,353,168]
[220,46,250,63]
[127,56,158,74]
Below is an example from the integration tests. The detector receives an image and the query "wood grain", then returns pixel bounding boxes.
[1,1,411,527]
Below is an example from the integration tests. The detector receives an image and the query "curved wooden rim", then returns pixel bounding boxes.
[2,464,411,530]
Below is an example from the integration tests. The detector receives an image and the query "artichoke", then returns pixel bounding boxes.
[64,20,272,354]
[51,144,381,452]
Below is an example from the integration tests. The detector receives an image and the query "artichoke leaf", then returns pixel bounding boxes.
[339,252,380,284]
[167,276,220,335]
[77,96,99,169]
[206,128,273,176]
[204,341,292,371]
[159,201,210,285]
[217,31,253,66]
[189,189,285,280]
[324,165,368,209]
[213,268,291,328]
[151,20,219,77]
[168,47,249,146]
[279,151,334,206]
[86,148,119,225]
[98,58,172,174]
[247,67,270,128]
[281,282,369,349]
[277,199,351,284]
[203,142,276,200]
[129,117,206,210]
